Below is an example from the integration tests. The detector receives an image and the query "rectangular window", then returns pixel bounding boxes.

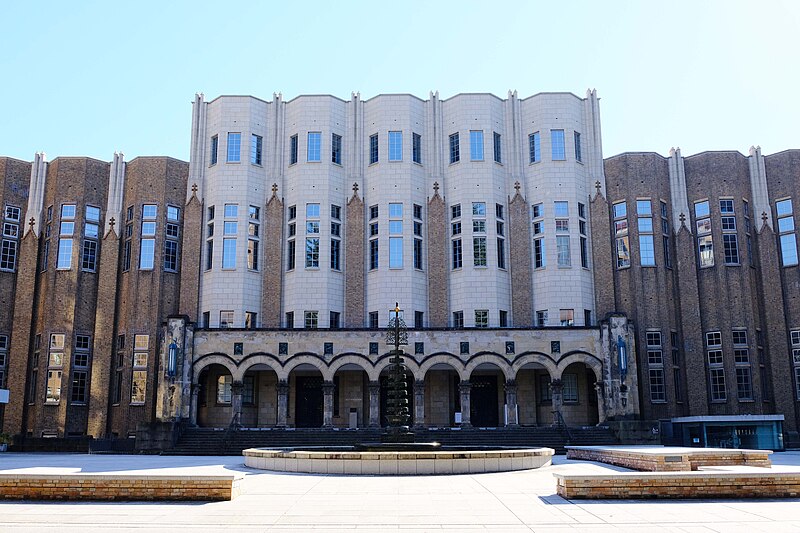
[219,311,234,328]
[698,235,714,268]
[78,239,97,272]
[493,132,502,163]
[580,237,588,268]
[557,235,571,266]
[205,240,214,270]
[369,311,379,329]
[452,222,461,235]
[473,237,487,266]
[452,238,462,269]
[452,204,461,219]
[224,204,238,218]
[473,220,486,233]
[305,237,319,268]
[290,134,298,165]
[554,201,568,217]
[389,237,403,268]
[412,133,422,164]
[562,373,578,402]
[453,311,464,328]
[305,203,319,218]
[560,309,574,327]
[247,239,259,270]
[472,202,486,217]
[649,369,666,402]
[369,239,378,270]
[449,133,460,164]
[497,238,505,269]
[46,370,62,404]
[210,135,218,165]
[245,311,257,329]
[330,311,340,329]
[330,239,341,270]
[137,238,154,269]
[224,221,238,235]
[307,132,321,162]
[1,240,17,271]
[709,368,727,401]
[287,240,295,270]
[251,134,263,165]
[227,132,241,162]
[534,239,545,268]
[222,238,236,269]
[216,375,232,404]
[551,129,565,160]
[639,235,655,266]
[331,133,342,165]
[474,310,488,328]
[369,133,379,164]
[536,310,548,327]
[414,239,423,270]
[131,370,147,404]
[388,131,402,161]
[723,234,739,264]
[71,371,88,403]
[529,132,541,163]
[574,131,582,162]
[470,130,484,161]
[306,221,320,234]
[285,311,294,328]
[304,311,318,329]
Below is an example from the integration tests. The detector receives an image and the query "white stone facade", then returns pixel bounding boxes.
[189,90,605,328]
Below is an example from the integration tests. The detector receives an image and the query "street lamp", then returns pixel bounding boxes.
[168,339,178,378]
[385,303,411,441]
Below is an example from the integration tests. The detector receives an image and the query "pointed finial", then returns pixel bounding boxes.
[514,181,521,194]
[272,183,278,195]
[109,217,116,229]
[595,180,601,194]
[352,182,359,194]
[28,217,35,230]
[191,183,198,194]
[679,213,686,224]
[762,211,768,223]
[433,181,439,193]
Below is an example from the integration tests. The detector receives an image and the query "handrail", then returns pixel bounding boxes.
[552,410,573,442]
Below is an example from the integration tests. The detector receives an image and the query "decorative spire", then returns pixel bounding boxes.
[433,181,439,194]
[109,217,116,229]
[514,181,521,194]
[679,213,686,225]
[352,182,359,194]
[28,217,35,231]
[191,183,198,194]
[271,183,278,196]
[762,211,768,223]
[595,180,601,195]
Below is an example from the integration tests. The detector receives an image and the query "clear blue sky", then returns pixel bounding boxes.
[2,0,798,162]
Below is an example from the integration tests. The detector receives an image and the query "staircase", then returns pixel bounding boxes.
[165,425,618,456]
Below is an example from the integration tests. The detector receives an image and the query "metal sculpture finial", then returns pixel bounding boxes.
[28,217,35,230]
[433,181,439,194]
[514,181,521,193]
[679,213,686,224]
[762,211,768,223]
[353,182,359,194]
[191,183,198,194]
[272,183,278,195]
[595,180,601,194]
[109,217,116,229]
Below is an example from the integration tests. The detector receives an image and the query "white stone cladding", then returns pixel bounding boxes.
[191,91,603,328]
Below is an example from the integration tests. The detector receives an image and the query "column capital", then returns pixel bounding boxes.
[414,379,425,393]
[277,380,289,393]
[458,380,471,393]
[504,379,517,392]
[322,380,336,392]
[368,380,380,392]
[231,380,244,392]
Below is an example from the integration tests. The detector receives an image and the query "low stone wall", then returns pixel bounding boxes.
[244,447,554,475]
[555,472,800,499]
[0,474,241,501]
[565,446,772,471]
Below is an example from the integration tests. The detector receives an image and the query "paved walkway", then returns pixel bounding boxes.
[1,451,800,532]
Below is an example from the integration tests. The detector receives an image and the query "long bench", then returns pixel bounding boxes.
[0,473,242,501]
[565,445,772,471]
[555,471,800,499]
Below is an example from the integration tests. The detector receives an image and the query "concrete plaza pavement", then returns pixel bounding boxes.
[1,451,800,532]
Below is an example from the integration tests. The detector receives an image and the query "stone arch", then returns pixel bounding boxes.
[374,355,422,381]
[193,353,237,382]
[554,352,603,381]
[418,354,466,380]
[510,353,558,380]
[464,353,514,381]
[280,354,327,380]
[235,353,282,382]
[327,354,376,381]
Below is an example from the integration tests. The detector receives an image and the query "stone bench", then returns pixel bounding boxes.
[554,471,800,499]
[0,474,241,501]
[565,446,772,471]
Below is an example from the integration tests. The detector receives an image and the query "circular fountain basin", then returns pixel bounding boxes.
[243,446,555,475]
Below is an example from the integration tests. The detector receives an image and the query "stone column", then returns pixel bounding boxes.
[276,380,289,427]
[189,385,199,426]
[322,381,335,428]
[550,379,564,427]
[594,381,607,424]
[504,380,519,427]
[458,381,472,427]
[413,380,425,428]
[368,380,380,428]
[231,381,244,428]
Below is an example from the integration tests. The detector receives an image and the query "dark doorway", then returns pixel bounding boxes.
[295,376,323,428]
[379,372,414,427]
[470,375,499,427]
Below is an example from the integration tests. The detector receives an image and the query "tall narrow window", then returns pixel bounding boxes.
[696,200,714,268]
[614,202,630,268]
[210,135,218,165]
[369,134,379,164]
[369,239,378,270]
[493,132,502,163]
[638,199,655,266]
[557,236,570,267]
[469,130,483,161]
[529,132,541,163]
[222,238,236,269]
[413,238,423,270]
[551,129,565,160]
[307,132,321,162]
[251,134,263,165]
[777,199,797,266]
[331,133,342,165]
[473,237,487,267]
[412,133,422,164]
[449,133,460,164]
[227,132,241,162]
[330,238,341,270]
[289,134,298,165]
[706,331,726,401]
[452,238,463,269]
[388,131,402,161]
[574,131,582,162]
